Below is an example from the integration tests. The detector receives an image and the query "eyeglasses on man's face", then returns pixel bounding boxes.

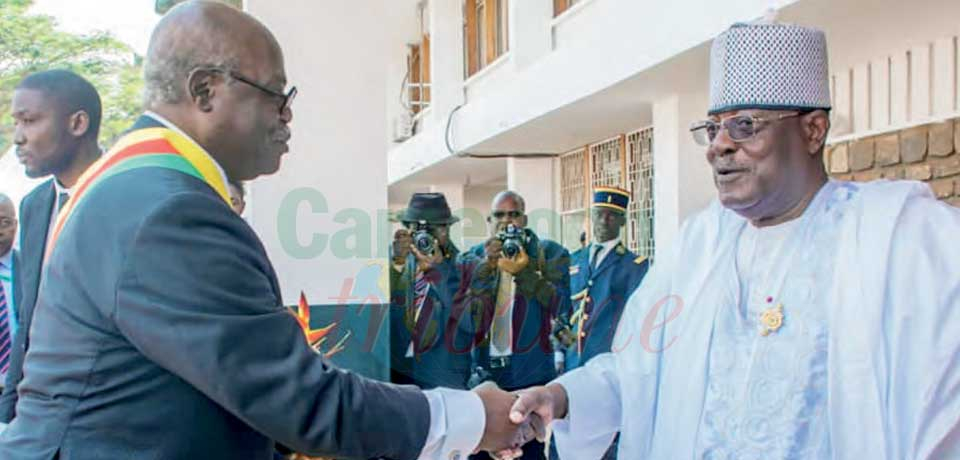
[228,71,297,115]
[491,210,524,220]
[197,66,297,115]
[689,111,804,146]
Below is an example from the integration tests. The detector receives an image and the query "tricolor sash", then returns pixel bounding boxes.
[45,126,231,260]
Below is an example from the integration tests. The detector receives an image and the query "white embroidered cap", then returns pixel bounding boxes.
[709,21,831,115]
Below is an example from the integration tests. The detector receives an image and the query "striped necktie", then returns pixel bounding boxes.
[412,269,428,319]
[0,275,10,375]
[405,269,429,357]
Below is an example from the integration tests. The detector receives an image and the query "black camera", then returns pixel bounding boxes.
[497,224,525,259]
[411,223,435,255]
[551,313,577,349]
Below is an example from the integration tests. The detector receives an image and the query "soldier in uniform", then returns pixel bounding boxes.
[553,186,650,459]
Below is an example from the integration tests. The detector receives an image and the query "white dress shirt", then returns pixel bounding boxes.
[45,180,73,245]
[589,238,621,269]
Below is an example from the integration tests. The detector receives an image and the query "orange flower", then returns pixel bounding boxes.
[289,291,349,358]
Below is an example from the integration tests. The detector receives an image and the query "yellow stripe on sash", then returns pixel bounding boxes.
[161,130,230,205]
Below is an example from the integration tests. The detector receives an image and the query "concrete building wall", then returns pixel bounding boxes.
[245,0,391,304]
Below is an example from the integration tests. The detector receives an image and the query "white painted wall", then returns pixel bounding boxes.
[781,0,960,139]
[460,183,504,249]
[245,1,391,304]
[428,182,465,247]
[385,0,421,145]
[652,91,714,256]
[507,157,560,240]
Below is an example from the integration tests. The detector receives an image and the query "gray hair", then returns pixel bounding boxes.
[142,1,244,107]
[143,48,239,107]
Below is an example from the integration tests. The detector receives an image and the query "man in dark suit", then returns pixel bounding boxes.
[454,191,571,460]
[552,187,649,460]
[0,2,531,459]
[390,193,472,390]
[0,69,103,423]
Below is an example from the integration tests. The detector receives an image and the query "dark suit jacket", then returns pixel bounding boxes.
[0,116,430,460]
[389,244,472,390]
[453,230,571,389]
[0,179,55,422]
[564,242,649,369]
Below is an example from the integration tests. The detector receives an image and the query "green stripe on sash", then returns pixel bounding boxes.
[63,153,203,220]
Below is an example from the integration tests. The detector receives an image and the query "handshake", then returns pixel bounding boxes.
[472,382,569,459]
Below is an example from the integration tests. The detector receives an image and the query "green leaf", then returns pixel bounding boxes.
[0,0,144,156]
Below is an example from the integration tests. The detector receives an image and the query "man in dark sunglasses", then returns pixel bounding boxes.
[453,190,571,460]
[505,20,960,460]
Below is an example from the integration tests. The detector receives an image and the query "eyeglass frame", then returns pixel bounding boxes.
[689,110,809,146]
[489,210,524,220]
[192,66,297,115]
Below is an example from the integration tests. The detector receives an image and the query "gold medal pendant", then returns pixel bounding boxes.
[759,303,784,336]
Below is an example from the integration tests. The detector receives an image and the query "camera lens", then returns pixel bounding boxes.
[413,230,434,255]
[502,240,520,258]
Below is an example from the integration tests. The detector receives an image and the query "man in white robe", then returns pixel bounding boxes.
[503,20,960,460]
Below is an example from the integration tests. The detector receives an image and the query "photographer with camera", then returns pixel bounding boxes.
[389,193,472,390]
[453,191,570,460]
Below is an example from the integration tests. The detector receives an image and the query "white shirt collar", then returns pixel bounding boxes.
[0,249,11,269]
[144,111,233,200]
[593,238,620,252]
[53,177,73,197]
[590,237,621,266]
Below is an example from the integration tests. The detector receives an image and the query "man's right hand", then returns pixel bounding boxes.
[484,237,503,267]
[393,229,412,264]
[473,382,536,458]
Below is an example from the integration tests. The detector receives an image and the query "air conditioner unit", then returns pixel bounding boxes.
[392,112,414,143]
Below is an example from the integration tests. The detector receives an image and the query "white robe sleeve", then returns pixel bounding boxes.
[884,193,960,458]
[830,182,960,460]
[551,353,622,459]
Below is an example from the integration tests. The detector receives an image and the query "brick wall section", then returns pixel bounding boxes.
[827,118,960,207]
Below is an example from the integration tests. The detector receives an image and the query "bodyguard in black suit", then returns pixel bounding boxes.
[0,69,103,422]
[0,3,530,458]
